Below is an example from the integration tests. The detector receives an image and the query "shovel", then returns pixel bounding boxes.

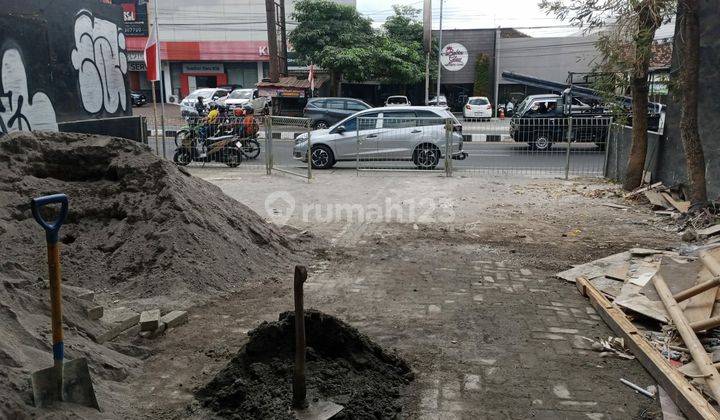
[30,194,99,410]
[292,265,343,420]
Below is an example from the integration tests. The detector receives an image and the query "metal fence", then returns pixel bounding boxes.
[150,112,612,179]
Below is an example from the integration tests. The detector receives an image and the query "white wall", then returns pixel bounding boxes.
[498,35,601,84]
[152,0,356,43]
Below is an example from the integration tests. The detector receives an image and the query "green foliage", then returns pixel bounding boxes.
[473,54,490,97]
[290,1,430,86]
[289,0,375,80]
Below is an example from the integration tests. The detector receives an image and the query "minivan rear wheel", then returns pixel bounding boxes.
[413,144,440,170]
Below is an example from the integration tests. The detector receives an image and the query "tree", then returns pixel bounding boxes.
[289,0,376,95]
[373,6,428,85]
[540,0,675,191]
[676,0,706,206]
[473,54,491,97]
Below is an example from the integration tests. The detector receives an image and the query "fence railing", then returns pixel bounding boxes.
[151,113,613,179]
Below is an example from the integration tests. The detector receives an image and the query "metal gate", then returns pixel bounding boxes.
[264,116,312,181]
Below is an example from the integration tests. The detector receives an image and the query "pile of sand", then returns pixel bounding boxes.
[196,310,414,419]
[0,131,308,417]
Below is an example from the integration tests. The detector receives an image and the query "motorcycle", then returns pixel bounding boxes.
[173,129,243,167]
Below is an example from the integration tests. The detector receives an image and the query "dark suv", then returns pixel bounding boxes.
[303,97,371,129]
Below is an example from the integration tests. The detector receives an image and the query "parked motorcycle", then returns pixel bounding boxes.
[173,131,243,167]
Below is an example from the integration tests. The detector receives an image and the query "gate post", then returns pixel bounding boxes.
[603,117,613,177]
[306,126,312,182]
[445,118,453,177]
[564,115,573,180]
[265,116,273,175]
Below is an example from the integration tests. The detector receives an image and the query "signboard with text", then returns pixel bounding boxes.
[182,63,225,74]
[111,0,148,36]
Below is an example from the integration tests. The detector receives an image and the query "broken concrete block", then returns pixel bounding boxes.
[140,309,161,332]
[84,305,104,320]
[160,310,188,329]
[90,307,140,344]
[64,285,95,301]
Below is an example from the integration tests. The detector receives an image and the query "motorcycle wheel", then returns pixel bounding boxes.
[173,149,192,166]
[242,139,261,159]
[224,148,242,168]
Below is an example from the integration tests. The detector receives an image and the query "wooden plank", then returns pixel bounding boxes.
[662,192,691,214]
[624,181,663,198]
[557,251,631,283]
[576,277,720,420]
[697,225,720,238]
[653,274,720,403]
[685,251,720,324]
[660,387,689,420]
[645,190,671,208]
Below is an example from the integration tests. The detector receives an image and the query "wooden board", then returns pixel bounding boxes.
[698,225,720,238]
[575,277,720,420]
[645,190,671,208]
[556,251,631,283]
[662,192,691,214]
[660,386,690,420]
[684,249,720,324]
[589,276,624,299]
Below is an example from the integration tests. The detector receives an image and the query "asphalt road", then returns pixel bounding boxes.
[150,136,606,176]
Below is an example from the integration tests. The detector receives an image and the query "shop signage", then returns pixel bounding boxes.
[440,43,468,72]
[182,63,225,74]
[112,0,148,36]
[126,51,145,62]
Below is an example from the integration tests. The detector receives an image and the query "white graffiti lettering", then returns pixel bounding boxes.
[71,9,128,114]
[0,48,58,134]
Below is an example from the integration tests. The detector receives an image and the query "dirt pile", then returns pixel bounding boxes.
[0,131,302,303]
[0,131,308,417]
[196,310,413,419]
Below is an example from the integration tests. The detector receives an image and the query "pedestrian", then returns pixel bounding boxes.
[506,100,514,117]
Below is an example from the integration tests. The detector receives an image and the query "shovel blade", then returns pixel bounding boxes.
[293,400,343,420]
[31,358,99,410]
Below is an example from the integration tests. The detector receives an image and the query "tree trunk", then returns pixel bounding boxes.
[678,0,707,206]
[330,71,342,97]
[623,1,661,191]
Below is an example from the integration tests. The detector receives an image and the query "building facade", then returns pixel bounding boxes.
[121,0,355,102]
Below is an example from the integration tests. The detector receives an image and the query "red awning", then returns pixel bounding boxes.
[125,37,270,62]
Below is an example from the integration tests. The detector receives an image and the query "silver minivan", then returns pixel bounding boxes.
[293,106,466,169]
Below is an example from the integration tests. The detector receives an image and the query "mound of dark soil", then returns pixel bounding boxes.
[196,310,413,419]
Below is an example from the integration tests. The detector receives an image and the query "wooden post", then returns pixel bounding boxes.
[265,0,280,83]
[653,273,720,403]
[293,265,307,408]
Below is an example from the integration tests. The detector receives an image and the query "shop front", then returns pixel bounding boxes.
[179,63,228,96]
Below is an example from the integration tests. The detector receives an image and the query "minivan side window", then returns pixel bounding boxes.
[339,113,379,133]
[383,111,417,129]
[415,110,443,127]
[308,99,326,108]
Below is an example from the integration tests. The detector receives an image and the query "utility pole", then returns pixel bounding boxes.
[435,0,444,103]
[423,0,431,105]
[265,0,280,82]
[153,0,166,159]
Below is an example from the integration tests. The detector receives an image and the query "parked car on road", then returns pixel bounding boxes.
[428,95,448,107]
[180,88,230,118]
[130,91,147,107]
[509,93,609,151]
[385,95,411,107]
[303,97,371,129]
[463,96,492,121]
[219,88,270,115]
[293,106,466,170]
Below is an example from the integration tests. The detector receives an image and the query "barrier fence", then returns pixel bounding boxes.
[151,114,613,180]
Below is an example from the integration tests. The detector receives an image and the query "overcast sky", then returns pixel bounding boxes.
[356,0,579,37]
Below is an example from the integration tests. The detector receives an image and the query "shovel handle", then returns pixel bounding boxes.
[31,194,68,245]
[31,194,68,365]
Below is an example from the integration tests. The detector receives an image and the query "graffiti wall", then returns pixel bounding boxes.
[0,0,130,135]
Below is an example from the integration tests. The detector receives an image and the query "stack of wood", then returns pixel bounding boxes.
[625,182,692,215]
[558,247,720,418]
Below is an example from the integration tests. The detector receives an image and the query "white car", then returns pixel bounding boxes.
[180,88,230,117]
[292,106,467,170]
[463,96,492,121]
[219,88,270,113]
[385,95,410,107]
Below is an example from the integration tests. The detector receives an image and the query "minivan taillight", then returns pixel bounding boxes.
[487,104,492,109]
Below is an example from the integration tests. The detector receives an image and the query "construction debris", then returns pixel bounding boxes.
[566,246,720,418]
